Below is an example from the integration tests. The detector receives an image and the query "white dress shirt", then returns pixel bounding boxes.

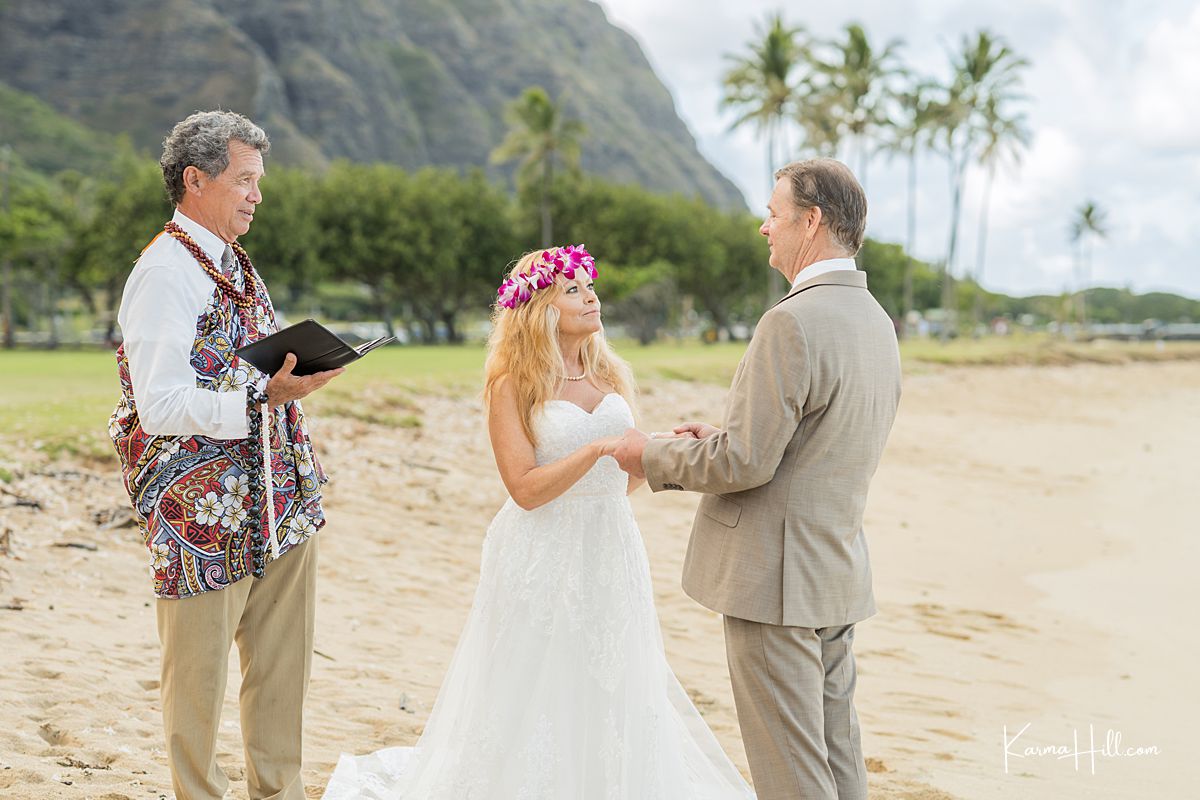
[117,209,261,438]
[791,257,858,290]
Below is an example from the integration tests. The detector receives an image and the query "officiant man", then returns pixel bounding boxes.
[108,110,342,800]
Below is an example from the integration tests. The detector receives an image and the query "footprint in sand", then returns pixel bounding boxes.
[686,688,719,711]
[0,768,47,789]
[928,727,973,742]
[861,647,916,664]
[37,722,74,746]
[26,666,64,680]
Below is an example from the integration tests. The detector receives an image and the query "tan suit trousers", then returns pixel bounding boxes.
[156,539,317,800]
[724,615,867,800]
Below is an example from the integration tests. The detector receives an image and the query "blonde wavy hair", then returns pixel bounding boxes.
[483,248,637,446]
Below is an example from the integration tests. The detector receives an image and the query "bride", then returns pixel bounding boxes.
[322,246,754,799]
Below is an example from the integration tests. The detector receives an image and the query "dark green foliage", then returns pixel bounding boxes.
[3,157,1195,349]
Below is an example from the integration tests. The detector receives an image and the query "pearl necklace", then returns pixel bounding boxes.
[563,372,587,382]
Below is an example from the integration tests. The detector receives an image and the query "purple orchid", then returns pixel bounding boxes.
[494,244,599,310]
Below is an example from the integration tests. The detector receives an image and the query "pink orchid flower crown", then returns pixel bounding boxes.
[496,245,598,309]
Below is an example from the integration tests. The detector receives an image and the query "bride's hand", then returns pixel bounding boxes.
[594,435,625,458]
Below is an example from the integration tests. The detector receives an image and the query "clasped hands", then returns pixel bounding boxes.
[607,421,721,480]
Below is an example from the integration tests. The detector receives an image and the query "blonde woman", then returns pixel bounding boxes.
[323,246,754,799]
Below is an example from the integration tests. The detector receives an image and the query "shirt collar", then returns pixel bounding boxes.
[172,208,229,267]
[791,257,858,290]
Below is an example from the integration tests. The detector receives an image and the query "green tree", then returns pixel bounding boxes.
[884,79,939,333]
[490,87,586,248]
[721,13,808,176]
[65,156,171,343]
[241,167,327,313]
[405,168,516,343]
[599,262,678,345]
[930,30,1028,335]
[0,182,69,346]
[812,22,905,189]
[858,238,940,319]
[315,162,414,337]
[531,176,765,339]
[721,12,808,300]
[972,93,1030,326]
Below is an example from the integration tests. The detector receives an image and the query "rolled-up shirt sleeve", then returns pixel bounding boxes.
[120,264,250,439]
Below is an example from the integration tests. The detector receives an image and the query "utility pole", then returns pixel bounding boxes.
[1,144,13,350]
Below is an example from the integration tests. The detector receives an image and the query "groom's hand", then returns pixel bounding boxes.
[673,421,721,439]
[613,428,649,480]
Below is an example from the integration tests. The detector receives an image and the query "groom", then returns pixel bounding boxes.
[615,158,901,800]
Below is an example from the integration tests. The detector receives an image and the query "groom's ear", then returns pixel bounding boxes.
[803,205,823,236]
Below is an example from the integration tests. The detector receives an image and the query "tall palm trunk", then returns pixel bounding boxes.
[941,146,969,341]
[1080,237,1093,326]
[973,162,996,329]
[858,134,870,195]
[901,143,918,337]
[766,125,783,302]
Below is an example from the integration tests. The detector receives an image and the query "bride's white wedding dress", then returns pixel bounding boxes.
[322,393,754,799]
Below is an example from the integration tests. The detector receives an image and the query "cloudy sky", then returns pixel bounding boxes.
[594,0,1200,299]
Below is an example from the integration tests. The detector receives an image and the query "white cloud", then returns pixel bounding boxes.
[1128,5,1200,152]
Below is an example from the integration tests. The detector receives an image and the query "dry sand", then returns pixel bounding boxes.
[1,361,1195,799]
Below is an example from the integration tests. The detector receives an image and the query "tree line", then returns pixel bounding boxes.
[0,147,1192,349]
[0,152,765,346]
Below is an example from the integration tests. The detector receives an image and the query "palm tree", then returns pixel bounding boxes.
[1069,200,1108,325]
[721,13,808,182]
[972,93,1030,326]
[721,13,807,299]
[930,30,1028,337]
[794,91,842,158]
[884,79,938,334]
[812,22,905,190]
[490,86,586,247]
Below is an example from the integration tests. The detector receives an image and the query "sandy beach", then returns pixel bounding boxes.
[1,360,1195,799]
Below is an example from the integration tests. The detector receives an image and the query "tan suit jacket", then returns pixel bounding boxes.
[643,270,901,628]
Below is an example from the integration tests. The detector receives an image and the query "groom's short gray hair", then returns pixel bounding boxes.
[775,159,867,255]
[160,110,270,205]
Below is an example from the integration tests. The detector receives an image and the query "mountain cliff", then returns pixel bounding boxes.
[0,0,745,208]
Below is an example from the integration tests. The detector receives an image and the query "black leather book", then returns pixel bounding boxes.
[235,319,395,376]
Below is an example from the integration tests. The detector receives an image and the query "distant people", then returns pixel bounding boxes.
[108,110,342,800]
[615,158,902,800]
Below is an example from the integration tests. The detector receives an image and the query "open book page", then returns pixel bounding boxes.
[354,335,397,355]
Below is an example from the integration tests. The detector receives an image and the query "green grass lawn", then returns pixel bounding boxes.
[2,335,1197,464]
[0,340,750,463]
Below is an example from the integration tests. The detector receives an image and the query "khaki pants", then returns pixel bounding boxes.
[156,540,317,800]
[724,616,867,800]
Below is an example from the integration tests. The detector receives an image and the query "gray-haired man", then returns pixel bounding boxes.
[109,110,341,799]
